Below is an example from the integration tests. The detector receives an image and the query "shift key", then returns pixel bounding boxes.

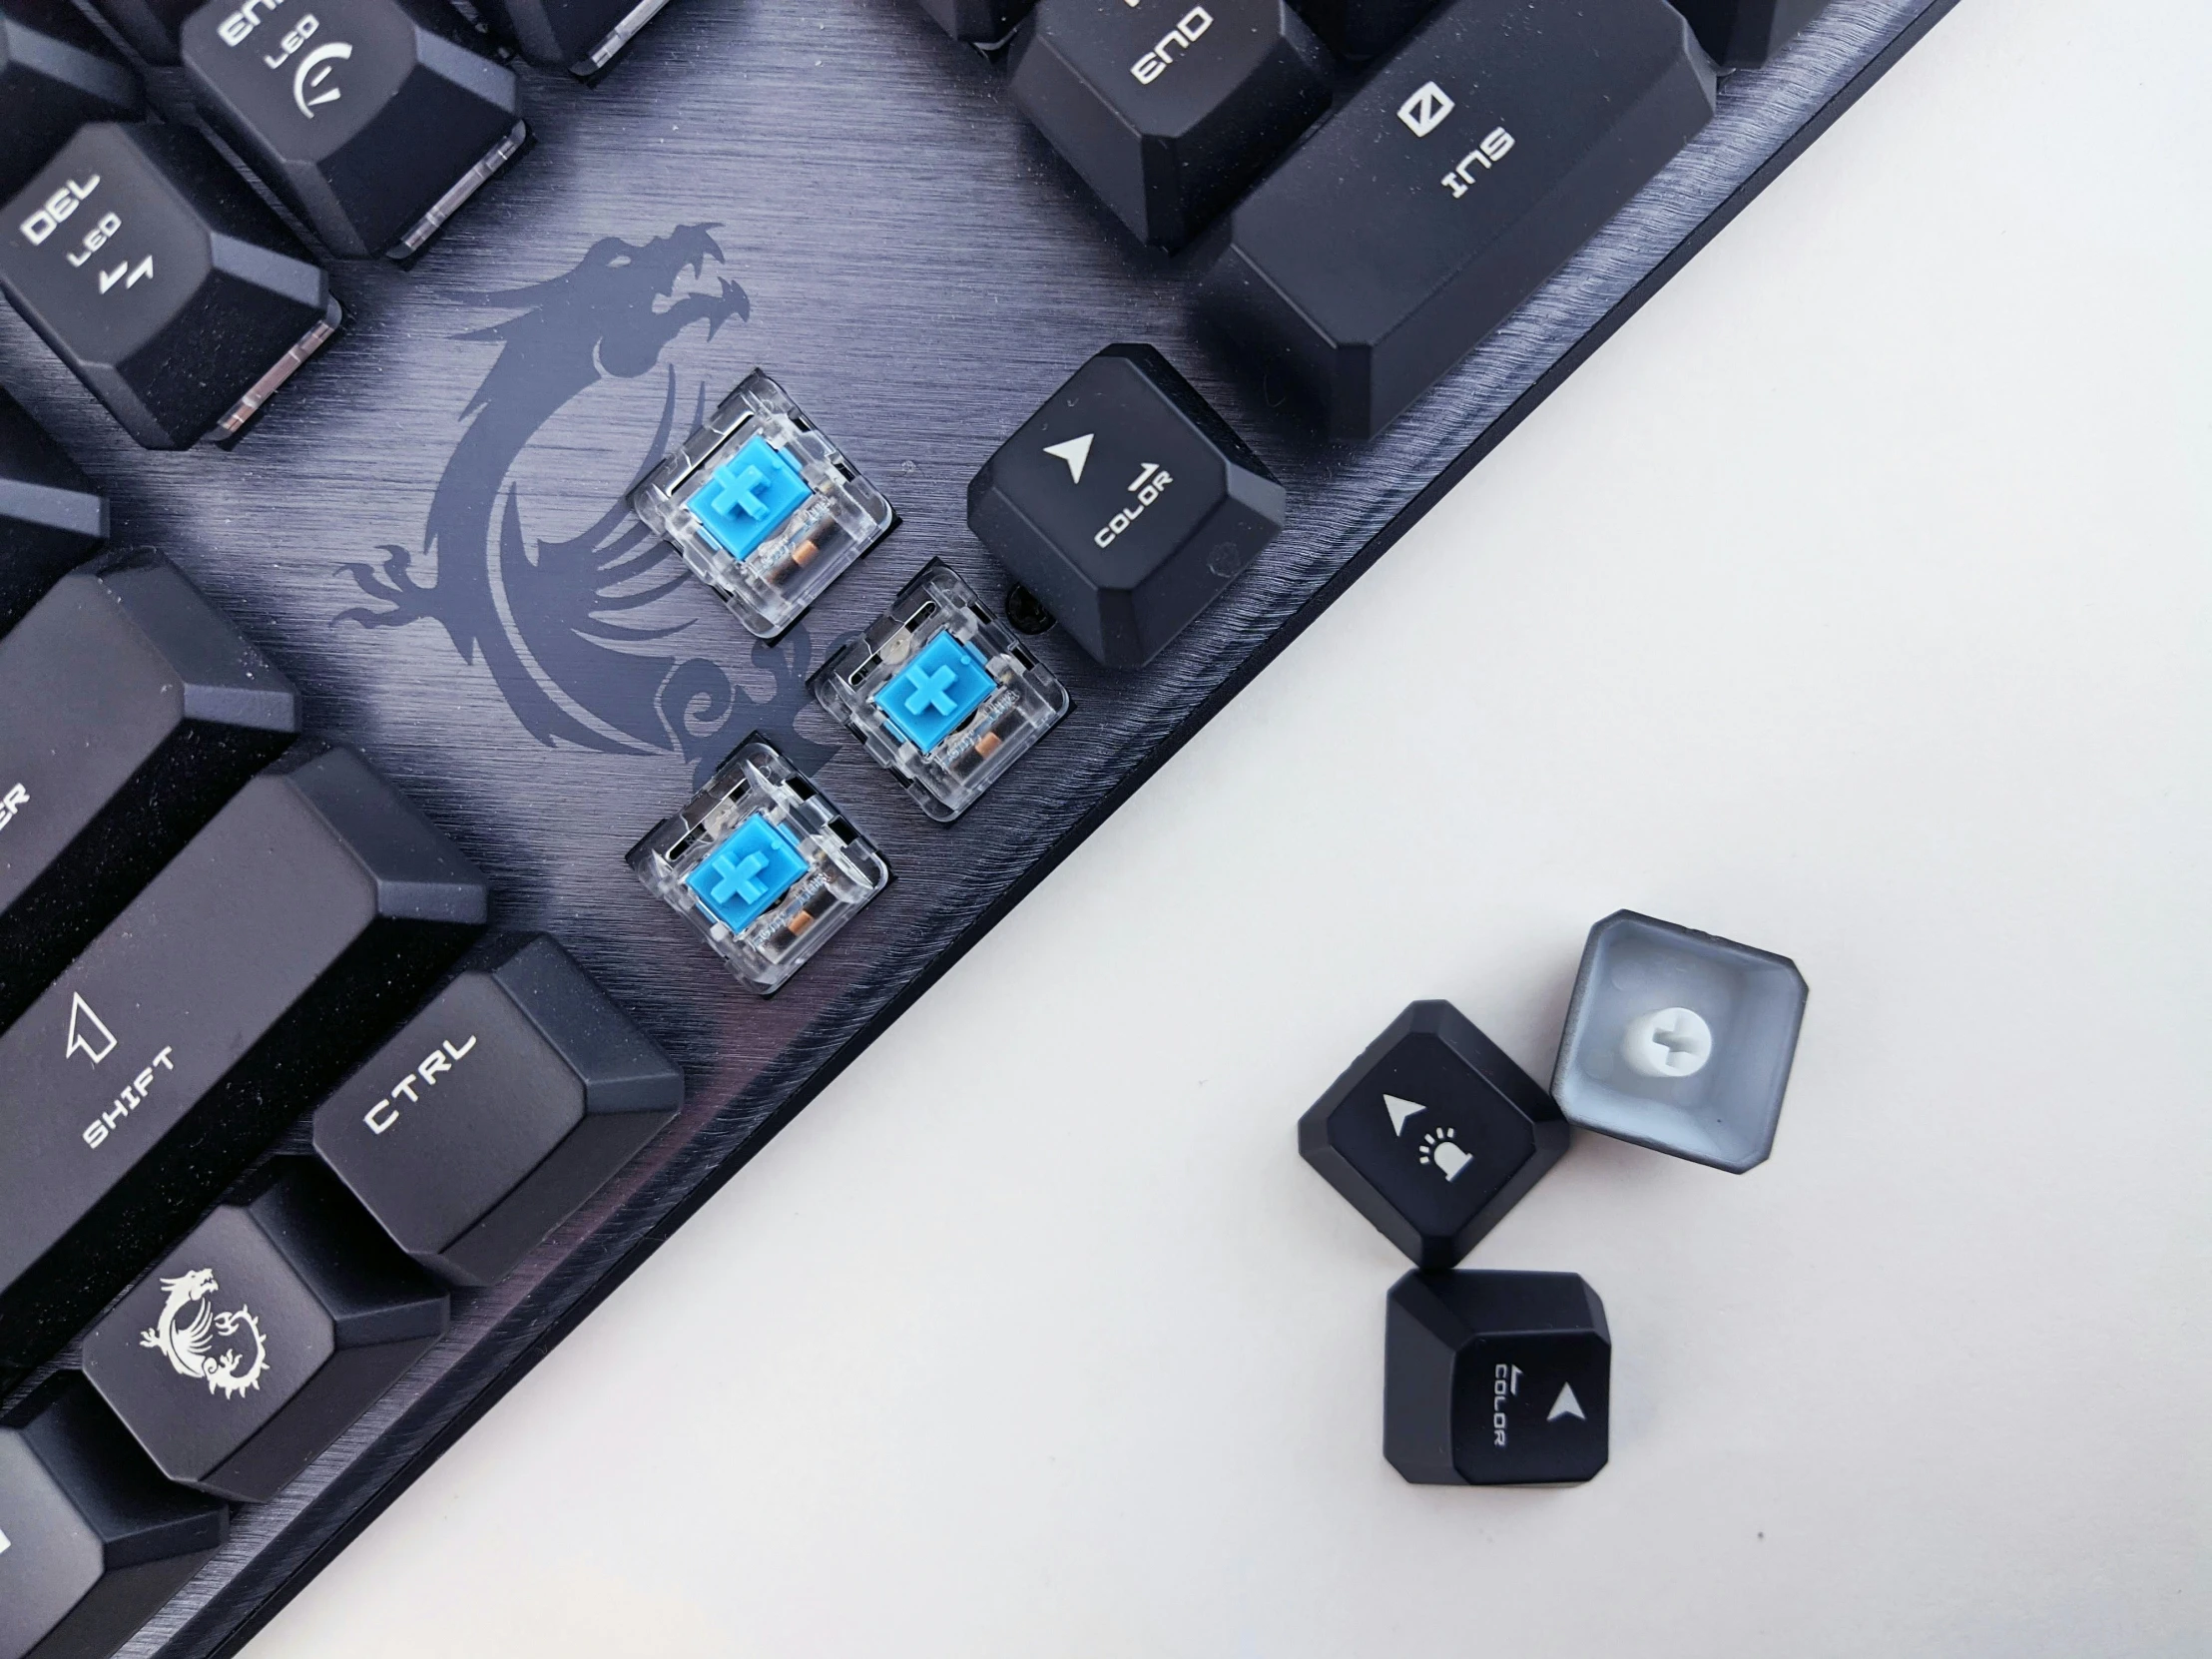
[0,740,486,1373]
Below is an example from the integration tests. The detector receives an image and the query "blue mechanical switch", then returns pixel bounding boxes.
[685,814,810,934]
[877,631,997,753]
[694,436,813,565]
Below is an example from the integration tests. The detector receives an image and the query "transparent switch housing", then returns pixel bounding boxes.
[814,561,1070,822]
[627,737,889,994]
[630,369,894,638]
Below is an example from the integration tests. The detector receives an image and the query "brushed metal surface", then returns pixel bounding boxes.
[0,0,1953,1650]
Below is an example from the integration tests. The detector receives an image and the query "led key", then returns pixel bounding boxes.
[313,934,683,1288]
[0,386,105,633]
[1670,0,1829,66]
[82,1159,448,1502]
[967,344,1284,668]
[0,1373,226,1659]
[1202,0,1715,438]
[0,123,337,449]
[0,0,145,201]
[182,0,526,260]
[0,551,298,1032]
[1385,1269,1611,1485]
[471,0,681,74]
[1010,0,1329,250]
[0,741,486,1372]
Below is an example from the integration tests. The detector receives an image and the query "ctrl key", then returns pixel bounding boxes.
[0,1373,225,1659]
[313,934,684,1288]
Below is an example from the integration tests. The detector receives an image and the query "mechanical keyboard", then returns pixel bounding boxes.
[0,0,1958,1651]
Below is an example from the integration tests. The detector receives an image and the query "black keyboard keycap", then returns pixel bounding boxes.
[1299,1000,1568,1269]
[181,0,525,260]
[917,0,1031,44]
[0,0,145,201]
[314,934,684,1287]
[1289,0,1435,61]
[0,1373,226,1659]
[0,385,104,633]
[82,0,196,64]
[1385,1269,1611,1485]
[0,123,337,449]
[1671,0,1827,66]
[0,741,486,1372]
[82,1159,448,1502]
[1202,0,1716,438]
[967,344,1285,667]
[471,0,677,74]
[1010,0,1328,250]
[0,551,298,1031]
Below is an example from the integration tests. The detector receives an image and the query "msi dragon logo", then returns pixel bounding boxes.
[338,226,831,778]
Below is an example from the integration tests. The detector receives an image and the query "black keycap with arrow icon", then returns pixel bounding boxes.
[1299,1000,1568,1269]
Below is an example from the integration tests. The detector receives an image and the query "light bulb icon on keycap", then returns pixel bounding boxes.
[1419,1127,1472,1182]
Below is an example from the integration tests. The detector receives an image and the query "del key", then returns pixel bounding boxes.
[0,741,486,1372]
[1202,0,1715,438]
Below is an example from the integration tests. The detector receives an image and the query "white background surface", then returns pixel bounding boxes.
[251,0,2210,1652]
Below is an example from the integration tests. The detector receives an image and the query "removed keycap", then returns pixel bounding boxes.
[916,0,1031,42]
[0,386,105,633]
[1010,0,1328,250]
[182,0,526,260]
[314,934,683,1287]
[0,123,337,449]
[0,741,485,1371]
[0,0,145,201]
[0,1372,226,1659]
[967,344,1284,668]
[1385,1269,1611,1485]
[1299,1000,1569,1269]
[0,551,298,1029]
[1202,0,1714,438]
[473,0,681,74]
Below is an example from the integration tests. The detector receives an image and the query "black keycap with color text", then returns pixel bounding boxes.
[1384,1269,1610,1484]
[0,0,145,201]
[0,741,486,1372]
[82,1160,448,1502]
[315,934,684,1287]
[0,1373,226,1659]
[1671,0,1829,66]
[0,123,335,449]
[1010,0,1329,250]
[0,385,105,633]
[182,0,524,260]
[1202,0,1715,438]
[1299,1000,1568,1269]
[0,551,298,1031]
[967,344,1285,668]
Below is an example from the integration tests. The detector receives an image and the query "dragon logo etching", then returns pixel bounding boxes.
[338,226,831,778]
[141,1269,270,1400]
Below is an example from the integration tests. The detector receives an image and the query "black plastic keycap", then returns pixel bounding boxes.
[0,123,335,450]
[1202,0,1715,438]
[1010,0,1327,251]
[1385,1269,1610,1485]
[470,0,673,73]
[0,741,486,1372]
[0,1373,226,1659]
[82,0,196,64]
[0,551,298,1031]
[1299,1001,1569,1269]
[1289,0,1434,60]
[314,934,684,1287]
[967,344,1285,668]
[916,0,1031,44]
[1670,0,1827,66]
[182,0,523,260]
[82,1159,448,1502]
[0,386,104,633]
[0,0,145,202]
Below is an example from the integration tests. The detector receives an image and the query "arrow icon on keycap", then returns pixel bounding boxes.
[1383,1095,1425,1136]
[1547,1382,1585,1421]
[1043,433,1093,484]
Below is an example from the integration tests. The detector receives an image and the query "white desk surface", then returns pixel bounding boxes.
[249,0,2211,1652]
